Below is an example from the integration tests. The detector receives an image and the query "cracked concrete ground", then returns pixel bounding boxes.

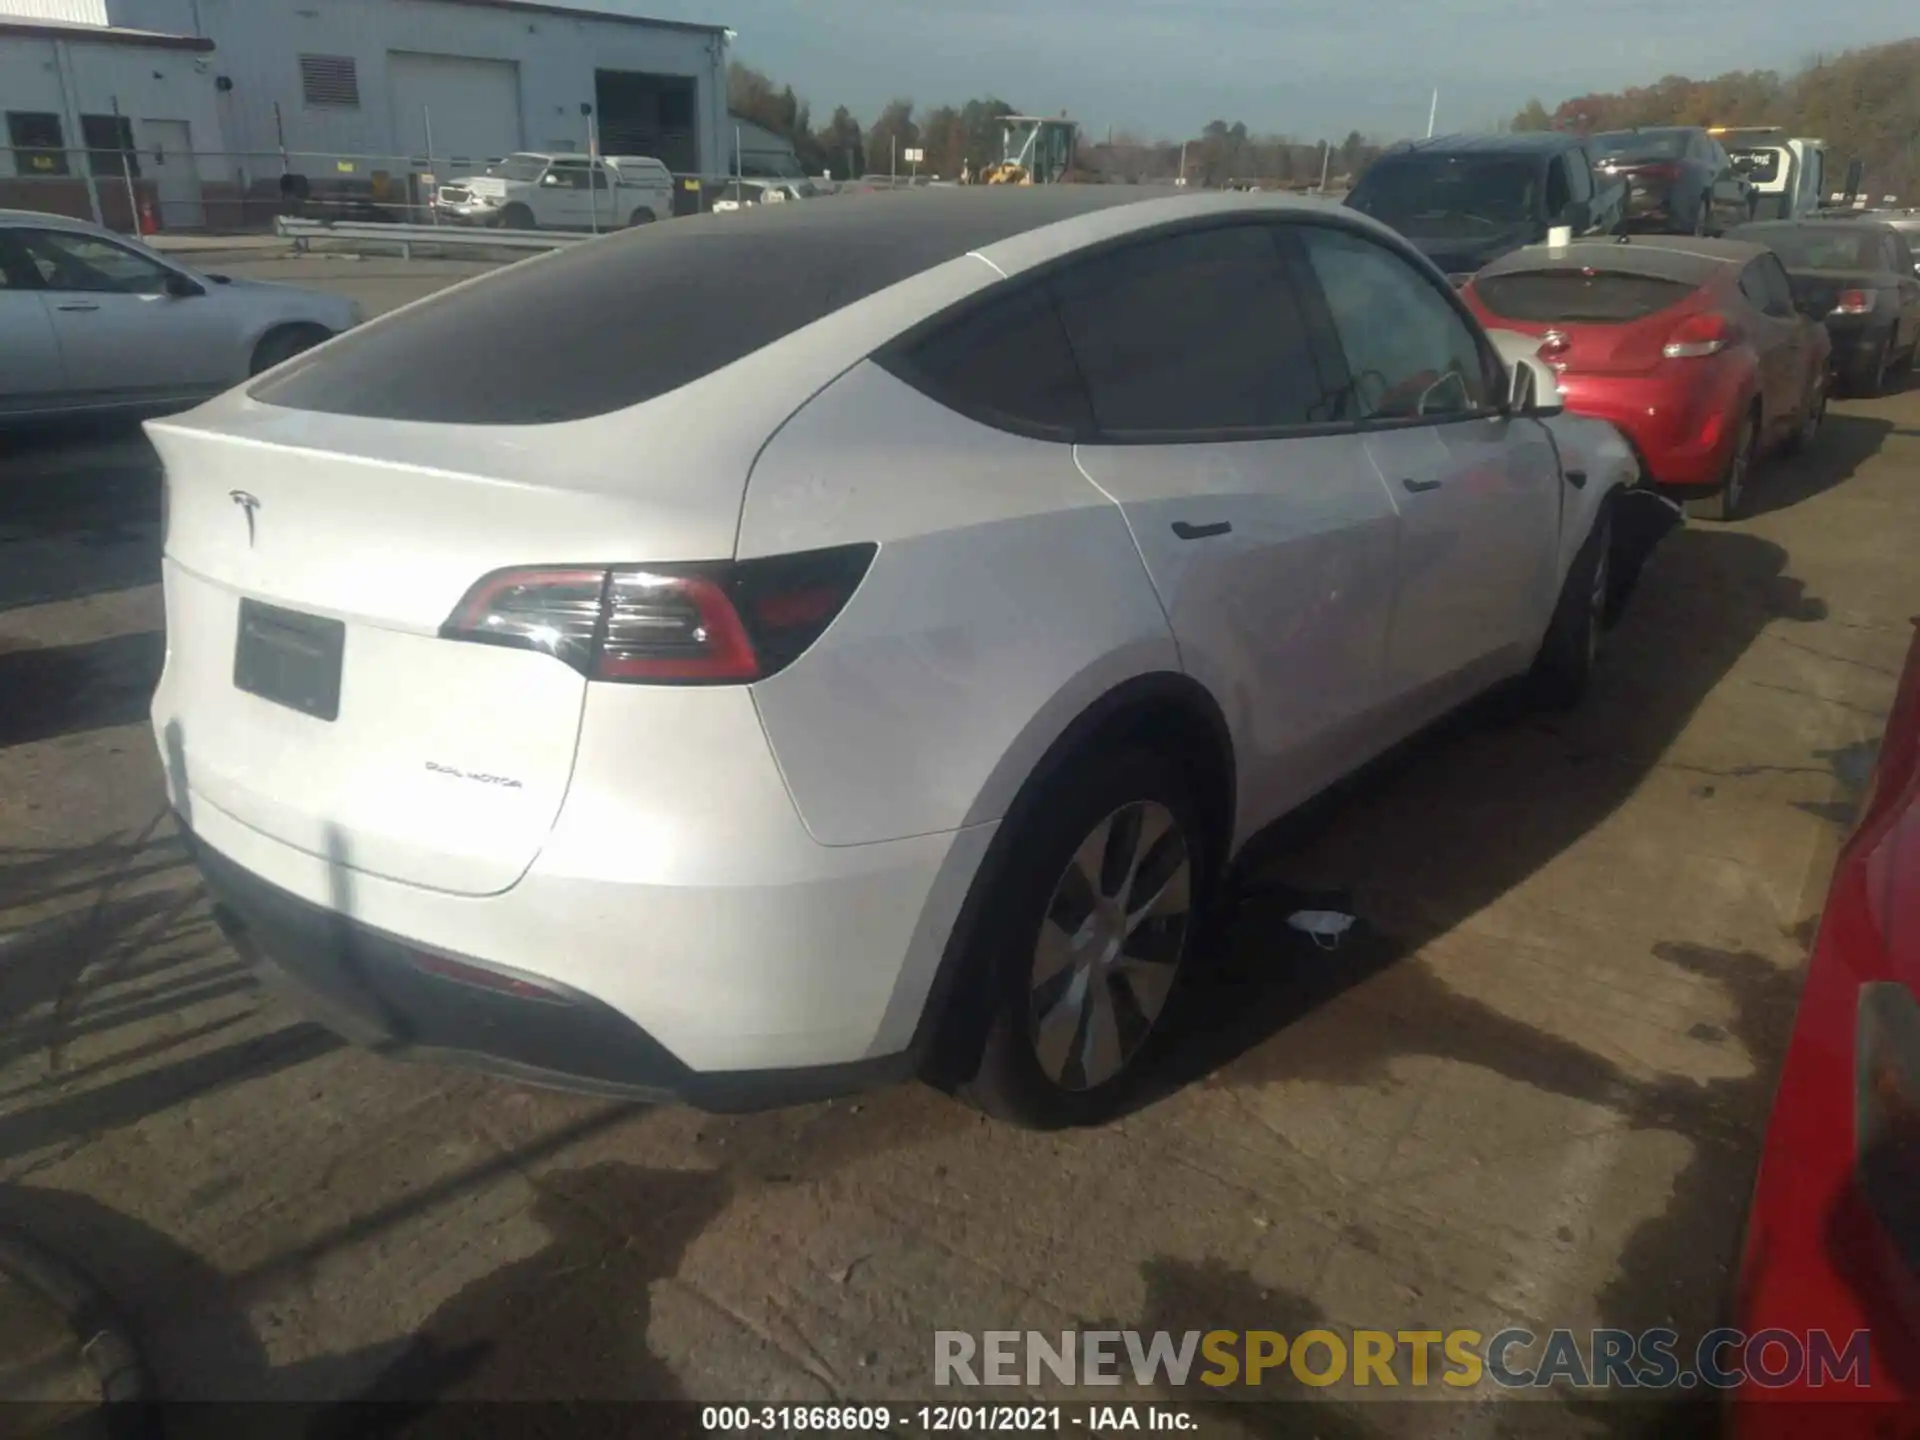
[3,254,1918,1436]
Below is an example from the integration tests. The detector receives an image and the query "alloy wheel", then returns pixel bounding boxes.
[1027,800,1192,1092]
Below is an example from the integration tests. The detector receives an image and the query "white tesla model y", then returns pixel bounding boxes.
[149,189,1640,1127]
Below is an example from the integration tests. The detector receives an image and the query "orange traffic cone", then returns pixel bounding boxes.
[138,195,159,236]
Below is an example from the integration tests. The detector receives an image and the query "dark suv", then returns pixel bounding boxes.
[1345,132,1628,284]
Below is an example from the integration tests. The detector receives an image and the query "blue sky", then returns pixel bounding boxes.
[610,0,1916,142]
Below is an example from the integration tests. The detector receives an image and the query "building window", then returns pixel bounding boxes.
[81,115,140,179]
[299,54,361,108]
[7,112,69,176]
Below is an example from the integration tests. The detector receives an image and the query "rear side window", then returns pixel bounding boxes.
[1050,224,1331,436]
[1476,270,1697,323]
[887,282,1094,439]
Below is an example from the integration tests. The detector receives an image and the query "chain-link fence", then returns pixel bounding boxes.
[0,142,800,236]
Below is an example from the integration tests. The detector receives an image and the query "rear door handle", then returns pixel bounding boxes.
[55,303,100,312]
[1171,520,1232,540]
[1401,478,1444,494]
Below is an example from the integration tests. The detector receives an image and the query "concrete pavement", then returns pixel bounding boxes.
[2,257,1917,1430]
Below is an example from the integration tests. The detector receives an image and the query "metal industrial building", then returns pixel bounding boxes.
[0,0,732,227]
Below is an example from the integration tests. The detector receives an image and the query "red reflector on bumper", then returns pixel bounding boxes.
[409,950,574,1005]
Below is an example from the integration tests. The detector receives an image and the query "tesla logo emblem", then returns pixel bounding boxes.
[228,489,260,547]
[1540,330,1570,354]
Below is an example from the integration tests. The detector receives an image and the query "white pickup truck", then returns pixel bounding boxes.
[431,152,674,231]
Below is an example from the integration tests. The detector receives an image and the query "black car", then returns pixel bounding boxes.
[1587,126,1751,236]
[1345,132,1628,284]
[1730,219,1920,394]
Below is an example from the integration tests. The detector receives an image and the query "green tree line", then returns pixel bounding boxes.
[726,61,1384,185]
[1511,38,1920,202]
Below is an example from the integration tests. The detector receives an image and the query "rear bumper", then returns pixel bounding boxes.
[1621,181,1681,229]
[1823,316,1892,373]
[1555,373,1742,489]
[184,818,930,1110]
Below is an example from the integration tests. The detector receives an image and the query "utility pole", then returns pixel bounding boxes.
[1427,89,1439,139]
[110,95,140,232]
[53,40,104,226]
[1319,139,1331,191]
[423,106,438,224]
[584,102,600,235]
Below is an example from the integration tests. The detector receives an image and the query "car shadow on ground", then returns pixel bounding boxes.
[0,633,166,749]
[1145,523,1827,1103]
[1739,411,1894,520]
[0,419,162,614]
[1120,523,1843,1428]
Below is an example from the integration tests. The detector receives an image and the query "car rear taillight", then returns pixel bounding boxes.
[1834,289,1873,315]
[1631,162,1683,182]
[1858,982,1920,1271]
[439,544,877,685]
[1663,312,1735,359]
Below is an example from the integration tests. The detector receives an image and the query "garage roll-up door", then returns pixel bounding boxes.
[389,52,523,170]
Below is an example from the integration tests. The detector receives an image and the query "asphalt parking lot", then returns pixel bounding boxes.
[3,254,1919,1434]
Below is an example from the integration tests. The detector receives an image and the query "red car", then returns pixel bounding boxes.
[1461,237,1830,522]
[1728,615,1920,1433]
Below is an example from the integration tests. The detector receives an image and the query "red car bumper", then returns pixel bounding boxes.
[1728,617,1920,1434]
[1553,367,1749,490]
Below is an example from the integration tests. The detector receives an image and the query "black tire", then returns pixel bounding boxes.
[1780,372,1826,455]
[1850,333,1894,397]
[1683,406,1758,522]
[1692,197,1710,236]
[248,324,331,377]
[1529,499,1613,710]
[499,202,535,231]
[627,207,657,227]
[954,746,1215,1129]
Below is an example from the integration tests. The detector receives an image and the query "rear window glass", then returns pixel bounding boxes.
[1474,270,1696,323]
[1732,227,1881,271]
[1348,155,1543,233]
[251,189,1151,426]
[1589,130,1690,163]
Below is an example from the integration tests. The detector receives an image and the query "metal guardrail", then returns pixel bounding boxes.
[276,215,589,258]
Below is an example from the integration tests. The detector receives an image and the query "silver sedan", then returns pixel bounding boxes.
[0,209,360,425]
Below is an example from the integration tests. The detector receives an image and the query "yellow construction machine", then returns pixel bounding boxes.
[981,117,1077,185]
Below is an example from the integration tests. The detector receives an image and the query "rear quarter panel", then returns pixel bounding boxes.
[737,360,1181,848]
